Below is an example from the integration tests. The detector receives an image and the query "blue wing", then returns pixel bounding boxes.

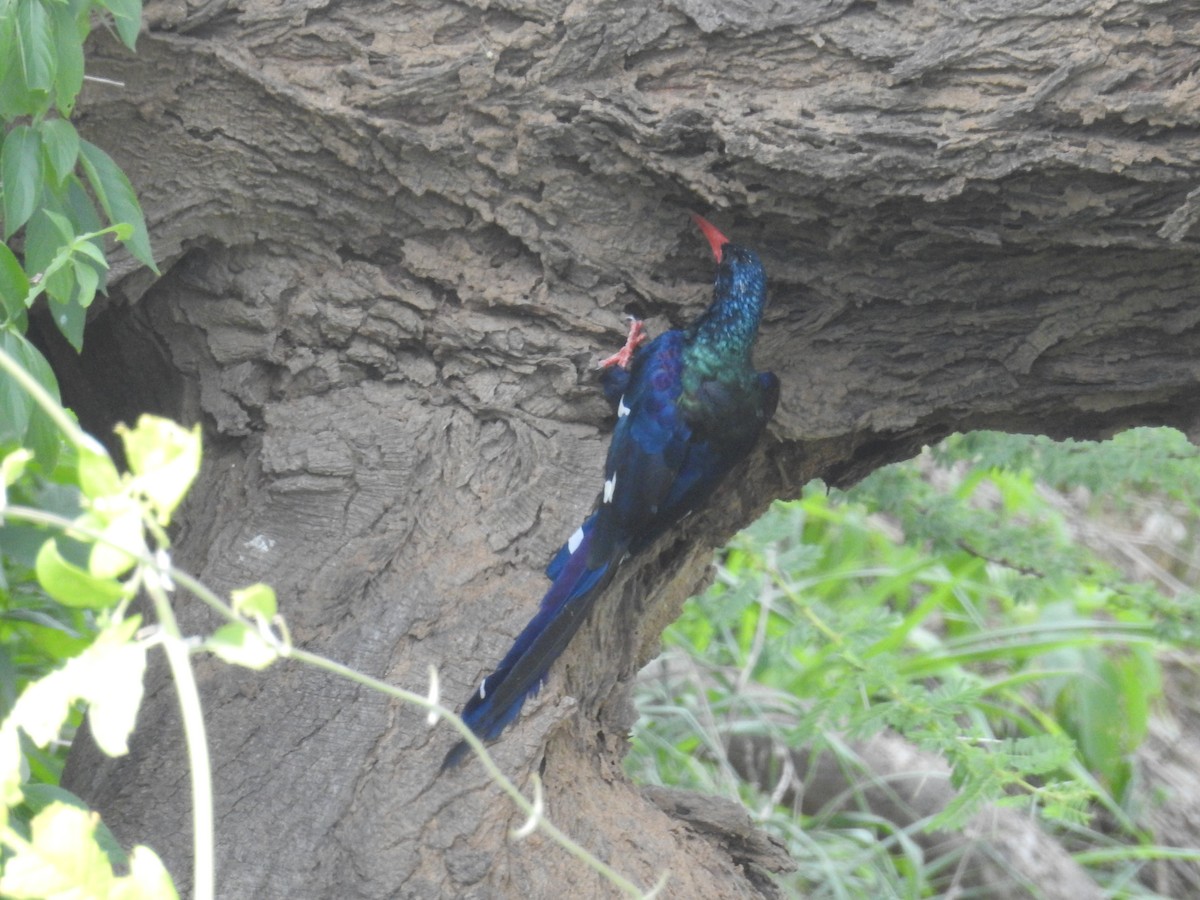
[603,332,691,533]
[609,336,778,555]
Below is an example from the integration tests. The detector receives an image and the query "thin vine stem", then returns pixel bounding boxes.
[142,572,215,900]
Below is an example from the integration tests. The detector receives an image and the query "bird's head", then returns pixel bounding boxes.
[691,213,765,301]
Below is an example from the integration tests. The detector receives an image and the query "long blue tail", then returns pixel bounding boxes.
[442,515,619,769]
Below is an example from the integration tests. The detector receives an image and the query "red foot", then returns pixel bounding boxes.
[598,317,647,370]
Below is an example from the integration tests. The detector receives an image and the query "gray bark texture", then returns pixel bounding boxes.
[53,0,1200,897]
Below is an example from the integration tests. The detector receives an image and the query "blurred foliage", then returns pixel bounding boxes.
[0,0,179,891]
[629,428,1200,898]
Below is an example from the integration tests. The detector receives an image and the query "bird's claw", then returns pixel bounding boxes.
[598,317,647,370]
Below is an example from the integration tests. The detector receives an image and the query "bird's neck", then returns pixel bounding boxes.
[685,286,765,372]
[687,303,761,366]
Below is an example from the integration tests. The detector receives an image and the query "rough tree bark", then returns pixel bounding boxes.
[51,0,1200,897]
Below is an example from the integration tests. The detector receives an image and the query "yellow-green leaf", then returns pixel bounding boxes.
[117,416,201,524]
[1,448,33,510]
[0,803,115,898]
[35,538,128,608]
[231,583,277,619]
[7,659,75,748]
[77,436,122,499]
[84,638,147,756]
[7,618,143,756]
[111,846,180,900]
[206,622,277,670]
[83,504,144,579]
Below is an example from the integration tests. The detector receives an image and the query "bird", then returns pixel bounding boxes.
[441,214,779,769]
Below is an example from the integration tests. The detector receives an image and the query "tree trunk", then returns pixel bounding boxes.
[56,0,1200,896]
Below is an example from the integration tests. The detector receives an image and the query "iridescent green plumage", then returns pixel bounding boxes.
[679,242,772,435]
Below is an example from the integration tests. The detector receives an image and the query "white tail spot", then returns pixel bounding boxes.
[617,396,631,418]
[568,526,585,554]
[603,475,617,503]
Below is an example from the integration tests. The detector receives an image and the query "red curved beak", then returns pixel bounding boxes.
[691,213,728,264]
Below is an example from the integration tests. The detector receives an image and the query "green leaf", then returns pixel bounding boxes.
[0,481,80,572]
[0,14,42,119]
[62,173,104,234]
[26,405,63,474]
[15,0,56,94]
[46,295,85,351]
[0,329,63,468]
[42,208,74,242]
[2,447,34,486]
[206,622,277,670]
[35,538,128,608]
[12,325,61,402]
[48,0,84,117]
[1,125,43,238]
[37,210,77,308]
[9,610,91,668]
[0,240,30,323]
[38,118,80,186]
[24,189,109,350]
[24,206,62,279]
[1113,645,1160,746]
[77,140,156,271]
[1,606,81,635]
[231,583,277,619]
[0,14,15,86]
[41,261,75,307]
[116,416,201,524]
[0,330,35,446]
[1,447,33,511]
[96,0,141,50]
[72,255,99,307]
[63,174,110,303]
[0,803,116,898]
[72,237,109,268]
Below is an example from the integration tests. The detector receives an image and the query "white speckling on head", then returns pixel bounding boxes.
[568,526,585,554]
[617,396,631,418]
[603,474,617,503]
